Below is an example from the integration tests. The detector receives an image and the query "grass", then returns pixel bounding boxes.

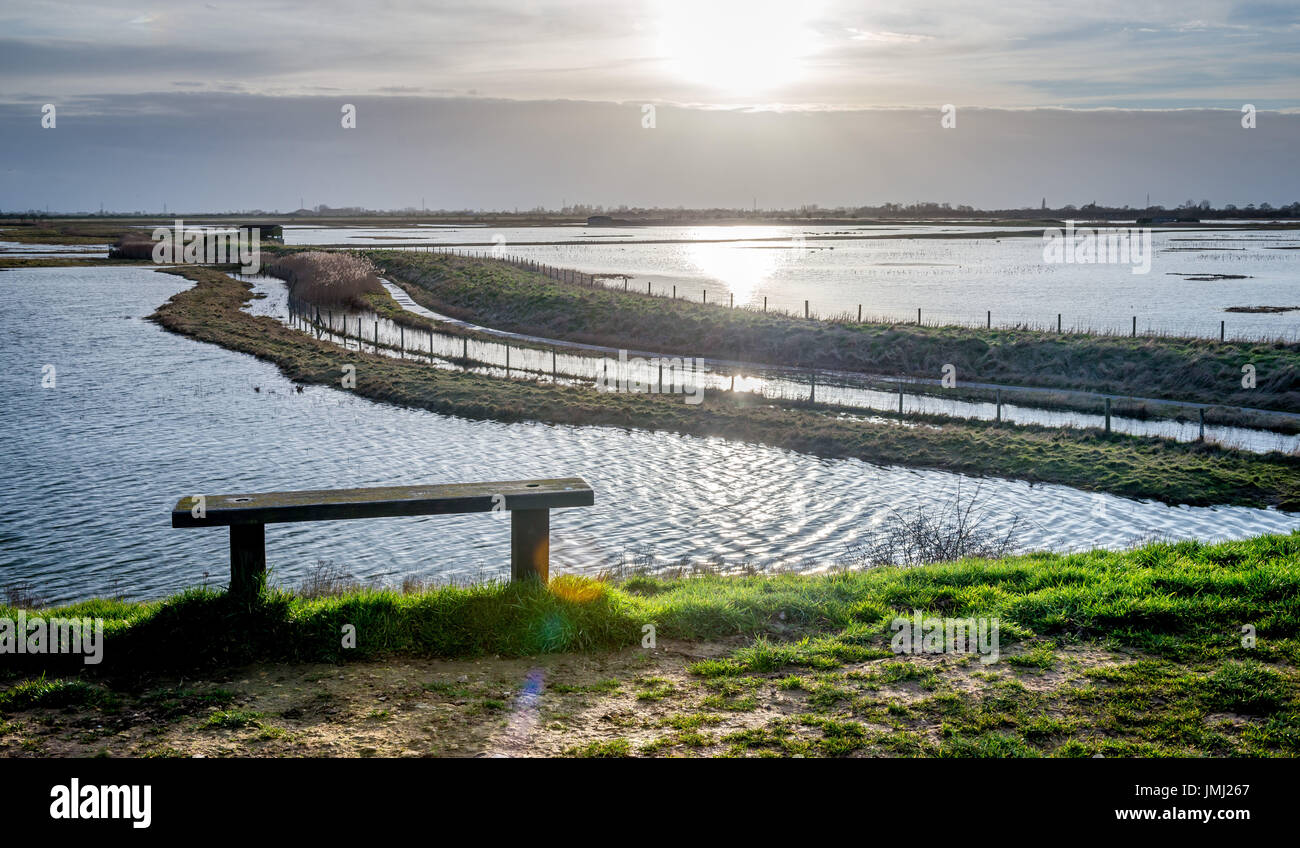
[2,533,1296,674]
[371,250,1300,413]
[148,266,1300,508]
[4,533,1298,757]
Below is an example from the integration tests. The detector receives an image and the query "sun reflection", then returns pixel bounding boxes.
[683,237,803,306]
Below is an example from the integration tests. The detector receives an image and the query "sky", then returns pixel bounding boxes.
[1,0,1298,212]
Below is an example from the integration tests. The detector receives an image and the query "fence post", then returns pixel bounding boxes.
[400,326,404,358]
[917,308,922,326]
[703,289,707,304]
[1105,397,1111,433]
[804,300,809,319]
[987,310,991,329]
[672,285,676,299]
[730,292,734,308]
[995,389,1001,423]
[809,372,815,404]
[898,384,904,414]
[1220,320,1225,342]
[463,337,468,363]
[763,296,767,313]
[1132,316,1136,337]
[1057,314,1062,333]
[1198,408,1205,442]
[552,348,557,380]
[374,321,378,351]
[858,304,862,323]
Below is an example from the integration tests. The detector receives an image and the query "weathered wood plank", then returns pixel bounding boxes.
[172,478,593,527]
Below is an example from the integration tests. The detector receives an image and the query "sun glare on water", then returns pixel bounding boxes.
[656,0,818,96]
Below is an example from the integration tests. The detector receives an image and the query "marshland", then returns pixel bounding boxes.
[2,215,1298,759]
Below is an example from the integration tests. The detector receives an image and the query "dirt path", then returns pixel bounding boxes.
[1,640,1171,758]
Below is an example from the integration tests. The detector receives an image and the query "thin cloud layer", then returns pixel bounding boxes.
[1,0,1296,108]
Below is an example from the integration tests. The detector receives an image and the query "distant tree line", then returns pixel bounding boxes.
[6,200,1299,221]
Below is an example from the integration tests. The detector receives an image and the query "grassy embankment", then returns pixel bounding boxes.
[1,533,1297,757]
[371,250,1300,419]
[0,221,127,245]
[149,265,1298,508]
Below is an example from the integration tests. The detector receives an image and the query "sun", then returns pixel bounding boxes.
[656,0,818,96]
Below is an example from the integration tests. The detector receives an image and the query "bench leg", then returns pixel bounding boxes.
[510,509,549,583]
[230,524,266,596]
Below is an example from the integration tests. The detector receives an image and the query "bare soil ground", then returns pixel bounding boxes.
[0,640,1156,758]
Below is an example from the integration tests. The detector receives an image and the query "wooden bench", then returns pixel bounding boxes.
[172,478,595,595]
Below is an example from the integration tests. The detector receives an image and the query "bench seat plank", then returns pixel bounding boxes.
[172,478,593,528]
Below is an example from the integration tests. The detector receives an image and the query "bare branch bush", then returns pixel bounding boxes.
[842,484,1023,568]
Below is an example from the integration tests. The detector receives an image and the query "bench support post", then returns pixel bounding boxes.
[230,524,266,596]
[510,509,549,583]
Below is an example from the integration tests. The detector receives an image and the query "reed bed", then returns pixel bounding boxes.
[265,251,384,309]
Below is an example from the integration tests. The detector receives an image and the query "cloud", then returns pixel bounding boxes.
[1,93,1296,213]
[845,29,934,43]
[0,1,1295,109]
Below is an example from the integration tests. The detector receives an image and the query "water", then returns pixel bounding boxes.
[280,224,1300,340]
[268,275,1299,454]
[2,265,1296,605]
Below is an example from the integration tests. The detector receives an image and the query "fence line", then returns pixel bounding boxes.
[282,293,1269,450]
[379,245,1282,345]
